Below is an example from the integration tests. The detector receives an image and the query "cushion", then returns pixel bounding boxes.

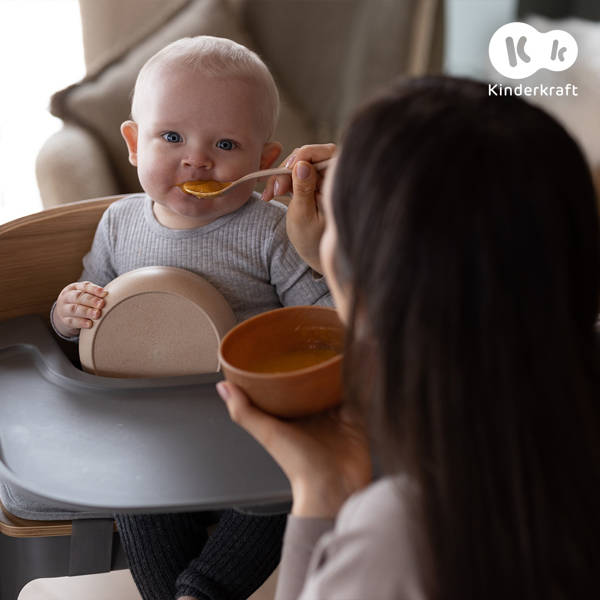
[79,0,190,76]
[51,0,316,194]
[0,482,112,521]
[36,124,122,207]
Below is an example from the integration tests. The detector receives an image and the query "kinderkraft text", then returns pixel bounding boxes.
[489,83,579,97]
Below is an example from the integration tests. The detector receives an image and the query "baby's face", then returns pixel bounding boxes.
[122,65,279,228]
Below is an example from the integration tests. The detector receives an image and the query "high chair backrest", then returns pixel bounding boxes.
[0,196,124,323]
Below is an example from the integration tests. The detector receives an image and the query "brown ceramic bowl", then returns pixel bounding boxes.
[219,306,344,418]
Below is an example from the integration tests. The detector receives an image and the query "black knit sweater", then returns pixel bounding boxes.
[116,509,286,600]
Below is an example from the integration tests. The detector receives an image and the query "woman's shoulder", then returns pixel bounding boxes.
[337,475,416,534]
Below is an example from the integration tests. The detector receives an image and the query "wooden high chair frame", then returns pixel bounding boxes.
[0,196,128,598]
[0,195,124,322]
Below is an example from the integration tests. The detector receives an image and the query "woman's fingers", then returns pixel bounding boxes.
[262,154,295,201]
[262,144,337,202]
[272,152,301,198]
[287,144,337,170]
[217,380,323,489]
[281,144,336,197]
[261,174,277,202]
[285,161,325,272]
[217,380,372,517]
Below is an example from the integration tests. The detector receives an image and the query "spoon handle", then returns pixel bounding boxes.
[237,158,332,184]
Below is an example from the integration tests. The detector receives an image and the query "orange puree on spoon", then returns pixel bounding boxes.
[181,180,231,196]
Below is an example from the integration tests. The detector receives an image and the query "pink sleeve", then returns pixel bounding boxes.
[275,515,334,600]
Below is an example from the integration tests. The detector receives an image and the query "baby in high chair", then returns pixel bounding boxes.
[50,36,332,600]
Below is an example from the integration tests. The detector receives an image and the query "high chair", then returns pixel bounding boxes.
[0,196,289,599]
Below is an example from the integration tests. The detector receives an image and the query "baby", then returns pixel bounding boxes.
[52,36,329,338]
[51,36,331,600]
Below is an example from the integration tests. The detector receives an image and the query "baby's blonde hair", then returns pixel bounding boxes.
[132,36,280,138]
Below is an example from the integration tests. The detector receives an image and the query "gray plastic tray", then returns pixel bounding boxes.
[0,316,290,514]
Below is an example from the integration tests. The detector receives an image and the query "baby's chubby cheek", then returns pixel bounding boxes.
[137,164,169,193]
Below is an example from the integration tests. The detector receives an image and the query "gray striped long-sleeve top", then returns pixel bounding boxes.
[81,192,332,322]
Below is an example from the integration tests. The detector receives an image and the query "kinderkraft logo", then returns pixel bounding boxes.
[488,22,579,97]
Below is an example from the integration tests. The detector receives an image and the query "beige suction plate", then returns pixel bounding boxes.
[79,266,236,378]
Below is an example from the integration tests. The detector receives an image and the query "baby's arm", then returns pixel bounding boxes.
[52,281,107,339]
[51,205,116,340]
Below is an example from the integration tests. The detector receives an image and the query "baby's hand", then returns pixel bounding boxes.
[53,281,107,338]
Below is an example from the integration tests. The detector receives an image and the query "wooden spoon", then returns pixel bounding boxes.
[180,158,332,198]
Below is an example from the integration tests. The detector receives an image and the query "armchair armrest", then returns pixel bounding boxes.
[36,124,121,208]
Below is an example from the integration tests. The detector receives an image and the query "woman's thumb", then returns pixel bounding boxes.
[292,161,317,197]
[217,381,247,421]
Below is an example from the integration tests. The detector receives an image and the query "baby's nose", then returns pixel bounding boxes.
[183,152,213,170]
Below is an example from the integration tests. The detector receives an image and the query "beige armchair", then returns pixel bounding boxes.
[35,0,443,208]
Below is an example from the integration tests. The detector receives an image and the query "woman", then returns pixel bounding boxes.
[217,77,600,599]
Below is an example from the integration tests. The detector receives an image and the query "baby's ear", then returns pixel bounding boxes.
[260,141,282,169]
[120,121,139,166]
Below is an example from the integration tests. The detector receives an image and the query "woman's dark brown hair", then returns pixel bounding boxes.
[332,76,600,599]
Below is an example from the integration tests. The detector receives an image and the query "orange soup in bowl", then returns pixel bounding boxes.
[219,306,344,417]
[246,347,340,374]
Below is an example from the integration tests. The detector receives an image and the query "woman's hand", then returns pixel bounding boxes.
[262,144,337,274]
[217,381,371,519]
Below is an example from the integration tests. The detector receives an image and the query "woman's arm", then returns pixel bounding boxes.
[277,478,421,600]
[217,381,371,520]
[217,380,371,598]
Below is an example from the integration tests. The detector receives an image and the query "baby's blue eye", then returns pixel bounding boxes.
[216,139,237,151]
[162,131,182,143]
